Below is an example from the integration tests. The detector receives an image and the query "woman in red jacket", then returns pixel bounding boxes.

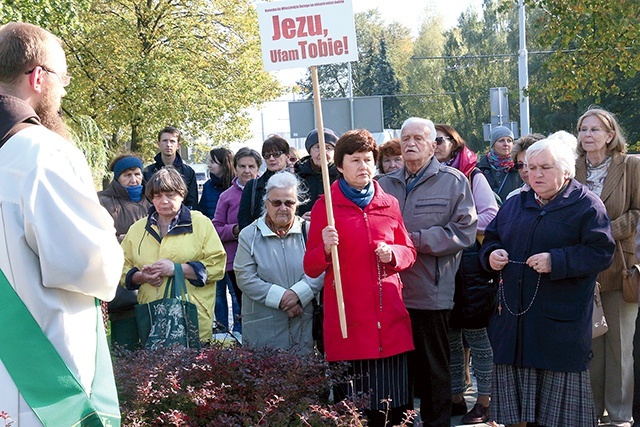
[304,129,416,427]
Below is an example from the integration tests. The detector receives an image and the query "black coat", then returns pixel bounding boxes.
[476,155,523,204]
[143,152,198,208]
[479,179,614,372]
[294,156,338,216]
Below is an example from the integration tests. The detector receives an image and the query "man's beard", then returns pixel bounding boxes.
[34,86,70,139]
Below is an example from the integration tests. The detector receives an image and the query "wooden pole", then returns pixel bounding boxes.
[310,65,348,339]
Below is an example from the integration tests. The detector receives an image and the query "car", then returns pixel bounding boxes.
[189,163,208,197]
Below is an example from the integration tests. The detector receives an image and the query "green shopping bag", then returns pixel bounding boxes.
[135,263,201,350]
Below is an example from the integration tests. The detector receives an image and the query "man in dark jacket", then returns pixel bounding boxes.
[295,128,340,218]
[143,126,198,208]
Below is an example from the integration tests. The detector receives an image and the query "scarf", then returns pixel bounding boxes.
[126,185,143,202]
[486,149,514,171]
[338,178,374,208]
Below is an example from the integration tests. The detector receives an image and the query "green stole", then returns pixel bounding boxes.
[0,269,120,426]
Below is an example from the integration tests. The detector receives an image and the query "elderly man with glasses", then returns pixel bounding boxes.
[378,117,477,427]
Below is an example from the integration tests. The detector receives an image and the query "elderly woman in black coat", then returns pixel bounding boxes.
[480,138,615,427]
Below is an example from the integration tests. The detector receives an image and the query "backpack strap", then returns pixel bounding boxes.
[0,269,120,426]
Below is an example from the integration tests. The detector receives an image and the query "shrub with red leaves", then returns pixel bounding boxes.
[113,343,374,426]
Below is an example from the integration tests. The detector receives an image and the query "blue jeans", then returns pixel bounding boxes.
[214,272,241,333]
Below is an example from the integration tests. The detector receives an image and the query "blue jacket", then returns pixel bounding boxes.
[195,173,225,219]
[480,178,614,372]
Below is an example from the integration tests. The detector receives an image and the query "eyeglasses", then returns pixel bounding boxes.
[435,136,451,145]
[263,151,284,160]
[267,198,297,208]
[24,65,71,87]
[513,161,525,170]
[289,157,298,163]
[578,127,605,134]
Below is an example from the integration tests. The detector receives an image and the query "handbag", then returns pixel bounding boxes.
[135,263,201,350]
[593,282,609,338]
[619,242,640,304]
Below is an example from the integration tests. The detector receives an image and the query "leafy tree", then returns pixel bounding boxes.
[65,0,280,156]
[360,38,406,129]
[2,0,281,161]
[296,9,413,118]
[402,16,448,123]
[439,0,517,151]
[528,0,639,102]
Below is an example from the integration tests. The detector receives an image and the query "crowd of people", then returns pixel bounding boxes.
[2,20,639,427]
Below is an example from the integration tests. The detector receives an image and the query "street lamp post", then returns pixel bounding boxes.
[518,0,531,135]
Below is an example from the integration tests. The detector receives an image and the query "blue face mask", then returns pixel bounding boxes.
[126,185,144,202]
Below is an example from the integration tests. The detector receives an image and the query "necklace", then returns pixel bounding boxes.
[498,259,541,316]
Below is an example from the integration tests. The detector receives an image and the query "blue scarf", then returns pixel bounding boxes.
[126,185,143,202]
[338,178,374,208]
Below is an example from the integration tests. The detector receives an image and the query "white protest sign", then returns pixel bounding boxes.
[256,0,358,71]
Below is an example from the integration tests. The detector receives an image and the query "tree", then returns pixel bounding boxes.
[2,0,281,160]
[529,0,639,102]
[402,15,448,123]
[357,38,405,129]
[295,9,413,112]
[65,0,280,155]
[439,0,517,151]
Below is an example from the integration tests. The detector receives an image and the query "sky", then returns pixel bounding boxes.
[238,0,484,152]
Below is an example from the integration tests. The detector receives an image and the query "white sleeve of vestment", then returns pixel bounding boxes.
[22,142,124,301]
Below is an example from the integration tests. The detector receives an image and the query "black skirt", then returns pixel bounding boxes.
[333,352,410,410]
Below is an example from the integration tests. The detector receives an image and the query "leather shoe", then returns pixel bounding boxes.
[451,398,467,416]
[461,402,489,424]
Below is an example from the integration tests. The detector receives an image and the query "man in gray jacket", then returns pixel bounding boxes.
[378,117,477,427]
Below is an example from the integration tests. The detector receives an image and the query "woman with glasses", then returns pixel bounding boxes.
[238,135,290,230]
[434,123,498,424]
[504,133,546,201]
[304,129,417,427]
[234,172,322,354]
[477,126,523,204]
[294,128,339,219]
[576,108,640,427]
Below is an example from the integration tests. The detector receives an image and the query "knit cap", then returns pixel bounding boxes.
[305,128,338,152]
[490,126,514,147]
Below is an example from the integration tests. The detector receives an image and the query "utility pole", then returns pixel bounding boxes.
[518,0,530,135]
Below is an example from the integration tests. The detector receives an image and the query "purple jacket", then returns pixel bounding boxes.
[213,177,243,271]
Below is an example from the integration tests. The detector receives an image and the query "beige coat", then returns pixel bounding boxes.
[576,152,640,292]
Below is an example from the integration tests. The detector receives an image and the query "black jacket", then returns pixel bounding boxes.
[294,156,339,216]
[143,152,198,208]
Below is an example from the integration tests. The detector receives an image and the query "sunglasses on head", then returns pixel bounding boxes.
[267,199,296,208]
[435,136,451,145]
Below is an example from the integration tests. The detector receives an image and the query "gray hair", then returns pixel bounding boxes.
[525,137,577,179]
[262,171,309,213]
[400,117,437,142]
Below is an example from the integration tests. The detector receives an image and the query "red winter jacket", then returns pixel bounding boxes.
[304,180,416,362]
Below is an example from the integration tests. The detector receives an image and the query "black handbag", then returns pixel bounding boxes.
[450,239,498,329]
[135,263,201,350]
